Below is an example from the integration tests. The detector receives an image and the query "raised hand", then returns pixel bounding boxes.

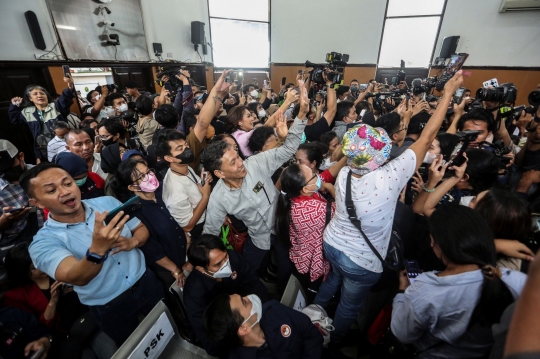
[11,97,23,106]
[90,210,130,256]
[443,70,463,97]
[275,110,288,140]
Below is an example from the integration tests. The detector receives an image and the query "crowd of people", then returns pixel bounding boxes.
[1,64,539,359]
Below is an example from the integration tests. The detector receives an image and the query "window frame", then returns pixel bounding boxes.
[207,0,271,70]
[376,0,448,69]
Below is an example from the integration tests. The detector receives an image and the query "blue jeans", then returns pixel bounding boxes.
[314,242,381,342]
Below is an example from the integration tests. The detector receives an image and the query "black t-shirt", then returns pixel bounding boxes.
[211,115,227,136]
[522,147,540,171]
[304,116,331,142]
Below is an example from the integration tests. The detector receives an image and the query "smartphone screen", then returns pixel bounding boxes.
[281,77,286,86]
[62,65,71,78]
[263,80,267,88]
[453,87,466,104]
[405,260,421,283]
[298,70,303,75]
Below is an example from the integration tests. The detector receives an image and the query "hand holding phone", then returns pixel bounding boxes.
[4,206,26,214]
[104,197,142,225]
[405,260,421,284]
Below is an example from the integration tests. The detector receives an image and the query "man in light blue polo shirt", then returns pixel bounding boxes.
[21,163,164,346]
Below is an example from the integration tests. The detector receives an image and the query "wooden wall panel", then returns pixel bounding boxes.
[429,68,540,105]
[343,67,377,86]
[270,64,304,90]
[205,65,214,92]
[48,66,80,116]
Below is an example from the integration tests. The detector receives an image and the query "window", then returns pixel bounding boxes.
[208,0,270,68]
[378,0,445,68]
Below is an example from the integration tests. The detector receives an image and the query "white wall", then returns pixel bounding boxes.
[0,0,212,63]
[140,0,212,63]
[271,0,386,64]
[0,0,60,61]
[435,0,540,67]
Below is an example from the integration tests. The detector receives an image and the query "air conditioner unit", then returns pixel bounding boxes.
[499,0,540,12]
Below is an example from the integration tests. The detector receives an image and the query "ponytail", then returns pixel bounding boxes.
[274,164,307,248]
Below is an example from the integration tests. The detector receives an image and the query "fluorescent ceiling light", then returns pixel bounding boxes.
[57,25,77,30]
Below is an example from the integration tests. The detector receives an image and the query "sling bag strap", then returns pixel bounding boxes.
[325,199,333,226]
[344,170,386,266]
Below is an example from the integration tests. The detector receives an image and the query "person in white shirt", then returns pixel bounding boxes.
[312,71,465,345]
[65,129,108,180]
[156,129,212,239]
[47,121,69,162]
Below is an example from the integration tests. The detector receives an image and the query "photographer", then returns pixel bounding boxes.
[135,95,160,150]
[302,73,337,142]
[173,69,195,132]
[85,85,110,121]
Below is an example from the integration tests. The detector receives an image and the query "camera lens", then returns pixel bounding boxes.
[528,90,540,107]
[475,87,503,102]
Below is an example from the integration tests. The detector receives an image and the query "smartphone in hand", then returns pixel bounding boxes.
[404,260,421,284]
[281,77,286,86]
[62,65,71,78]
[4,206,26,214]
[200,171,207,186]
[104,196,142,225]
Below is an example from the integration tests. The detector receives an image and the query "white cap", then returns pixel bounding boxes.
[0,140,19,172]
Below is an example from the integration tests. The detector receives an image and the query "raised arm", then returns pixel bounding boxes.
[194,70,232,142]
[323,73,337,124]
[423,158,467,217]
[90,85,109,117]
[409,71,463,169]
[54,76,76,116]
[264,88,299,128]
[446,100,466,135]
[173,69,193,114]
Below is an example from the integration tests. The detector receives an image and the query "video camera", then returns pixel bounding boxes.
[411,77,438,95]
[480,140,512,170]
[156,67,188,97]
[475,83,517,104]
[391,60,406,86]
[305,51,349,85]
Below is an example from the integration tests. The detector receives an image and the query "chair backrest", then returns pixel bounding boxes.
[280,274,308,312]
[111,300,216,359]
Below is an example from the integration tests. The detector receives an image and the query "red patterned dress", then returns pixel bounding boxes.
[289,193,335,281]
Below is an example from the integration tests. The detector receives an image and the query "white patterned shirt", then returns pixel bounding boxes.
[324,149,416,273]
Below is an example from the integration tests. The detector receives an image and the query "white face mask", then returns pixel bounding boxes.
[250,90,258,98]
[93,94,101,101]
[100,106,116,118]
[242,294,263,328]
[207,258,232,279]
[250,100,257,103]
[258,109,266,119]
[460,196,475,207]
[117,103,128,113]
[423,152,438,164]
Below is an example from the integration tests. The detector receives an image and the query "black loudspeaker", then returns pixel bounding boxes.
[25,11,46,51]
[191,21,205,45]
[153,43,163,56]
[439,36,460,59]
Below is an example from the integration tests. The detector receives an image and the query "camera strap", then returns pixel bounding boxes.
[345,171,385,266]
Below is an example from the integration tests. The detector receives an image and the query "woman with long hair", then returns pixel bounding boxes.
[391,205,526,358]
[275,164,335,300]
[9,77,75,163]
[107,158,190,288]
[470,188,534,271]
[226,105,257,158]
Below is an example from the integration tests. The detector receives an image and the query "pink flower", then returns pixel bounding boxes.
[369,136,386,150]
[357,125,367,139]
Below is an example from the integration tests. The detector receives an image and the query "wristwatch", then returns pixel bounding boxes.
[85,249,109,264]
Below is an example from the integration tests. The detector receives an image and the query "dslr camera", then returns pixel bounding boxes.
[305,52,349,85]
[475,83,517,104]
[157,67,188,97]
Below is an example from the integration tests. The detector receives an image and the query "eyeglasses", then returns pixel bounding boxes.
[98,134,113,140]
[133,168,155,184]
[304,174,317,187]
[391,126,408,136]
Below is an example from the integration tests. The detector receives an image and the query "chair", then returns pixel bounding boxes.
[111,300,216,359]
[280,274,308,312]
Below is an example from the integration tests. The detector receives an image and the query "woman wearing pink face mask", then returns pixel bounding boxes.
[108,158,191,289]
